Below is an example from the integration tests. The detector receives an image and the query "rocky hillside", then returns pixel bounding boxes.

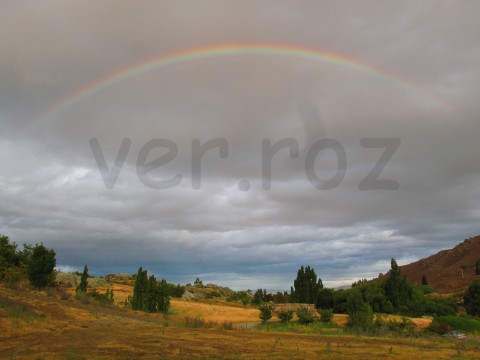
[396,236,480,294]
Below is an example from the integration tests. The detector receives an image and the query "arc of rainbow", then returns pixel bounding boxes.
[23,43,458,135]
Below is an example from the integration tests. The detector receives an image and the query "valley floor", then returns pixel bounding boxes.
[1,286,478,360]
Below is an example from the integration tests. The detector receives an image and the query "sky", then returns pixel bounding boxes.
[1,1,479,290]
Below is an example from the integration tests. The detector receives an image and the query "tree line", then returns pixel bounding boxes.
[252,260,480,330]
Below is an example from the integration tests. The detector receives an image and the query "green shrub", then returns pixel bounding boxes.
[297,306,315,325]
[386,316,415,335]
[318,308,333,323]
[2,266,26,285]
[89,288,114,305]
[277,309,294,323]
[346,289,373,330]
[167,283,185,298]
[259,304,273,323]
[373,314,385,331]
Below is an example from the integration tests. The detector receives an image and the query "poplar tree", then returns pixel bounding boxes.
[383,258,412,309]
[76,264,89,293]
[291,265,323,304]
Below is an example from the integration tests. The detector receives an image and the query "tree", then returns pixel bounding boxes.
[421,275,429,286]
[346,289,373,329]
[273,291,290,304]
[464,279,480,317]
[291,265,323,304]
[194,277,203,287]
[76,264,89,293]
[27,244,56,288]
[318,308,334,323]
[167,283,185,298]
[277,309,294,323]
[296,306,315,324]
[253,289,263,305]
[146,275,158,312]
[259,304,273,323]
[156,279,170,314]
[0,235,20,270]
[0,235,20,281]
[476,259,480,276]
[131,267,148,311]
[383,258,412,310]
[316,288,334,309]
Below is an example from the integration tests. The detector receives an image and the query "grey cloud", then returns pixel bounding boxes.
[1,1,480,289]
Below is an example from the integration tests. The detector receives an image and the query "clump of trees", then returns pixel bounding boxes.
[253,289,267,305]
[345,289,373,330]
[310,259,456,324]
[128,267,170,314]
[1,235,56,288]
[227,290,251,305]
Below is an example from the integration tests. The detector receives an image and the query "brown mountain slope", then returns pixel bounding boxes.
[395,235,480,294]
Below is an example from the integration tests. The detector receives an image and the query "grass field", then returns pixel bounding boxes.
[1,284,479,359]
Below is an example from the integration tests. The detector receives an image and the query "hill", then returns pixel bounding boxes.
[383,236,480,294]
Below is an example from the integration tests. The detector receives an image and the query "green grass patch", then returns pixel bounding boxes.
[430,316,480,334]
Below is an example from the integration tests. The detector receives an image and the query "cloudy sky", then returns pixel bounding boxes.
[1,1,479,290]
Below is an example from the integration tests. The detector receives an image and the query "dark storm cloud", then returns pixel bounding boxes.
[1,1,479,289]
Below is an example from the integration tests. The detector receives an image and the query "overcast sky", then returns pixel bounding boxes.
[1,1,479,290]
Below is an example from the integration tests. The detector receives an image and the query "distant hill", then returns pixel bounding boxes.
[379,236,480,294]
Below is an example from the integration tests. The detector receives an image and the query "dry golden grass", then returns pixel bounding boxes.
[0,284,477,360]
[170,299,260,323]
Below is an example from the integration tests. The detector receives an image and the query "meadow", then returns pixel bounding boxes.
[1,281,479,360]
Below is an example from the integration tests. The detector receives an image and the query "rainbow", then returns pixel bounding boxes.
[22,43,458,134]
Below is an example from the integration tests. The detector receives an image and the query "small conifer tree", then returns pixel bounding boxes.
[76,264,89,293]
